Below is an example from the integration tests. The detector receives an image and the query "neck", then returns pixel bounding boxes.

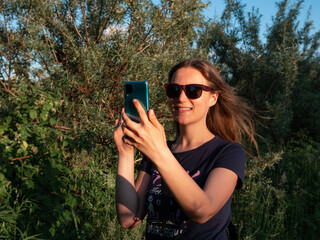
[173,123,215,152]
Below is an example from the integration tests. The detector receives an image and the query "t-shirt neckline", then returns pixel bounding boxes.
[169,136,219,155]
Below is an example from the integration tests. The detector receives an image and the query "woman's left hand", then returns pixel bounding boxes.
[121,99,167,160]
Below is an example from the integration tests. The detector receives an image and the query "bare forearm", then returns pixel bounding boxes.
[116,153,140,228]
[117,103,237,223]
[153,149,218,223]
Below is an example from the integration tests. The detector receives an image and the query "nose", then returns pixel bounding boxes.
[178,88,189,101]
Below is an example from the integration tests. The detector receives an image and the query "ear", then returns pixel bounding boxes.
[209,92,219,107]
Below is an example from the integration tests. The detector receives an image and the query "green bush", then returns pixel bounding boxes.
[278,132,319,239]
[0,0,319,239]
[0,84,147,239]
[0,85,80,239]
[232,152,286,240]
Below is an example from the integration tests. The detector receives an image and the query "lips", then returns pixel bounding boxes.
[174,107,192,112]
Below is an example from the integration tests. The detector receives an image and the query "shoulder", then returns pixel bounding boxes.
[211,136,245,156]
[210,136,246,189]
[196,136,245,161]
[213,135,243,148]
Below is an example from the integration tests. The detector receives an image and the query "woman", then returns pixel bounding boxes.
[114,59,257,239]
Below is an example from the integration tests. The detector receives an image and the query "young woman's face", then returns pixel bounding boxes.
[168,67,218,127]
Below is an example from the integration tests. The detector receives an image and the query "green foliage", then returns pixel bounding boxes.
[198,0,320,239]
[233,153,287,239]
[0,0,319,239]
[1,0,207,132]
[1,0,207,239]
[198,0,320,146]
[277,131,319,239]
[0,84,78,239]
[0,84,145,239]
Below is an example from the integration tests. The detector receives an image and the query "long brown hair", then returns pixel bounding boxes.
[168,58,258,155]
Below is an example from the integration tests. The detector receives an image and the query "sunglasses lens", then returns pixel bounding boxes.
[166,84,181,98]
[186,85,202,99]
[165,84,208,99]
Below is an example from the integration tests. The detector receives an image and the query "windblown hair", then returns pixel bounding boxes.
[168,58,258,155]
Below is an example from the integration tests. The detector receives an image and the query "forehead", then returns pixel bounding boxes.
[172,67,210,85]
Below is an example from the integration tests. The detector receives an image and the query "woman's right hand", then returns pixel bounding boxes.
[113,108,134,155]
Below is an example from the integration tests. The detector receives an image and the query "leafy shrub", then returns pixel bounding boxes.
[232,153,286,240]
[0,84,79,239]
[0,83,146,239]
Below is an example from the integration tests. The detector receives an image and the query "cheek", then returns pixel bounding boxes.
[194,99,211,113]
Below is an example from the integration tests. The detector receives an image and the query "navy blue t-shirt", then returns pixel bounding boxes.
[138,135,246,240]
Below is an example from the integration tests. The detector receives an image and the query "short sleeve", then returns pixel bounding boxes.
[137,155,153,175]
[213,143,246,189]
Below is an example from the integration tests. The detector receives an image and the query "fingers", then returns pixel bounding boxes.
[148,109,162,129]
[121,124,140,147]
[122,134,135,145]
[115,108,125,128]
[115,107,122,125]
[122,135,136,147]
[132,99,149,124]
[120,105,164,148]
[122,110,138,130]
[148,109,165,139]
[122,123,137,140]
[114,117,122,132]
[121,110,139,143]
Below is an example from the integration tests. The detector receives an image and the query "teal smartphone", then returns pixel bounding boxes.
[124,81,149,123]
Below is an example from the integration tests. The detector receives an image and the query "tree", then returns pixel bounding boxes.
[0,0,208,238]
[198,0,320,146]
[1,0,208,124]
[198,0,320,239]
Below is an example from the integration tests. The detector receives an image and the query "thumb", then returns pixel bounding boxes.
[148,109,162,128]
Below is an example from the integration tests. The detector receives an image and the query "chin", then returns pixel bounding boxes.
[174,117,192,126]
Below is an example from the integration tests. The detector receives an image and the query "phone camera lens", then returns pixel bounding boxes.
[126,84,133,94]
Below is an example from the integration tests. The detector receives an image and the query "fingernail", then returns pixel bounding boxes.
[150,109,154,115]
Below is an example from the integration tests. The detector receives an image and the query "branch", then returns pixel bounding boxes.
[0,4,11,49]
[81,2,90,46]
[135,4,165,52]
[150,28,182,57]
[10,156,31,162]
[53,125,72,131]
[127,0,135,46]
[0,87,20,99]
[1,4,13,87]
[38,52,52,76]
[40,22,59,63]
[0,77,7,89]
[136,36,159,55]
[44,14,76,48]
[69,7,86,43]
[97,0,119,42]
[263,74,279,102]
[101,24,118,42]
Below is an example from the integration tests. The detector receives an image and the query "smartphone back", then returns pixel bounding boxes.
[124,81,149,122]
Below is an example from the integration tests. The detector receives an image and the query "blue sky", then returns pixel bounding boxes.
[203,0,320,41]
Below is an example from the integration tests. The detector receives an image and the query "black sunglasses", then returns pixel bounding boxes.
[164,83,214,99]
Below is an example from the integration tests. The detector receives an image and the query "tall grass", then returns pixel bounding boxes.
[232,132,320,240]
[232,152,287,239]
